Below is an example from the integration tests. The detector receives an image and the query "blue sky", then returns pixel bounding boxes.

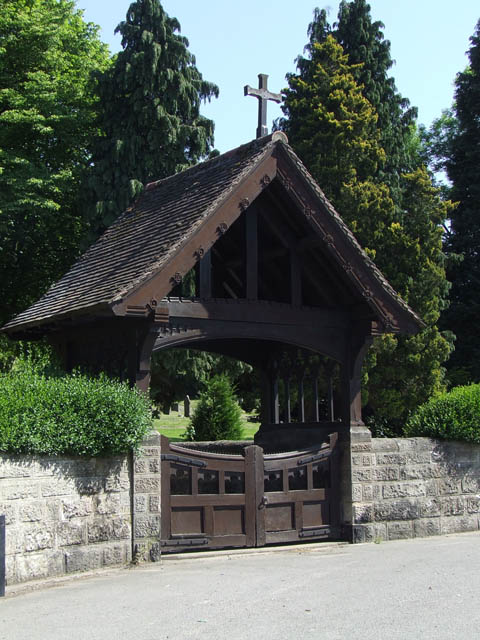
[76,0,479,153]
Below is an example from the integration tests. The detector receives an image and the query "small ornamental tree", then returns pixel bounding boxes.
[186,375,243,441]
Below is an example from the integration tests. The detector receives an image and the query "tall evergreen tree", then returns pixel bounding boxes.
[87,0,219,231]
[440,20,480,384]
[280,23,452,431]
[0,0,110,326]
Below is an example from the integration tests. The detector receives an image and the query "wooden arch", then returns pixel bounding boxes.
[2,132,423,448]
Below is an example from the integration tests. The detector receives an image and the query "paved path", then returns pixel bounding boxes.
[2,532,480,640]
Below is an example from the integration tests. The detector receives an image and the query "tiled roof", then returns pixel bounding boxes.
[3,135,276,331]
[3,132,423,333]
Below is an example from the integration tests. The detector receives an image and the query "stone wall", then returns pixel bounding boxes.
[351,435,480,543]
[0,452,132,585]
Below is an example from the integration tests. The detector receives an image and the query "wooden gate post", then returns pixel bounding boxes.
[244,445,265,547]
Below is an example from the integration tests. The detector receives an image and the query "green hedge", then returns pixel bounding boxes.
[405,383,480,443]
[0,366,152,456]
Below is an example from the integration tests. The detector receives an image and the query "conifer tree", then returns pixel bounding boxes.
[87,0,219,231]
[280,27,451,432]
[440,20,480,384]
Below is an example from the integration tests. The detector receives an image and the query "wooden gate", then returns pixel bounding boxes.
[160,434,339,552]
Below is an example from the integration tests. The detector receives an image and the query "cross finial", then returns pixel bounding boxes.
[244,73,282,139]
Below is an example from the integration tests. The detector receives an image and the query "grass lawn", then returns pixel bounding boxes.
[154,400,260,442]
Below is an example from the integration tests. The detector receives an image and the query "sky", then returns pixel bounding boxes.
[75,0,479,153]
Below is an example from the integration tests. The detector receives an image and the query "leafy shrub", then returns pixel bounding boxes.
[186,375,243,441]
[0,365,152,456]
[404,383,480,443]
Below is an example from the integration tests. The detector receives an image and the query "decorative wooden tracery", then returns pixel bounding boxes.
[2,132,423,450]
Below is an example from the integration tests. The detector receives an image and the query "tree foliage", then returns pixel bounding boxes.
[0,0,110,326]
[186,375,243,442]
[280,4,452,431]
[86,0,219,231]
[438,21,480,385]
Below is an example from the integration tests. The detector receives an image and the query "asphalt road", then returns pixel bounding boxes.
[2,532,480,640]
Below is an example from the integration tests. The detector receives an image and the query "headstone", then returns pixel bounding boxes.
[184,395,191,418]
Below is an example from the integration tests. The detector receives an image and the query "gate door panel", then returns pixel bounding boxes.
[160,436,257,552]
[160,433,338,552]
[259,433,339,545]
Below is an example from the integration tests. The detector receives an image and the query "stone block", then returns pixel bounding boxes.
[65,547,103,573]
[441,515,478,535]
[0,502,16,525]
[350,443,373,452]
[399,465,442,481]
[134,515,161,538]
[352,503,373,524]
[387,521,413,540]
[41,479,75,497]
[134,459,147,474]
[425,480,438,497]
[19,503,44,522]
[57,521,86,546]
[87,517,130,543]
[134,477,160,493]
[364,523,387,543]
[23,525,54,552]
[466,496,480,514]
[149,458,160,474]
[134,494,147,512]
[375,453,407,466]
[76,477,104,495]
[62,497,93,520]
[48,550,65,577]
[352,484,362,502]
[142,432,162,446]
[438,478,461,495]
[103,544,127,566]
[382,482,426,499]
[375,500,420,521]
[442,497,465,516]
[352,525,365,543]
[15,553,50,583]
[0,458,36,479]
[414,519,441,538]
[138,447,161,458]
[105,475,130,493]
[372,439,399,453]
[419,498,442,517]
[47,499,62,521]
[373,467,399,481]
[95,494,121,515]
[149,495,160,513]
[3,483,39,501]
[352,469,372,482]
[362,484,374,501]
[462,474,480,493]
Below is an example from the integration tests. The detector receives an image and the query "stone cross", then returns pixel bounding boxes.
[244,73,282,139]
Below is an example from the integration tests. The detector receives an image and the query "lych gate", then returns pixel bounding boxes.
[3,131,423,546]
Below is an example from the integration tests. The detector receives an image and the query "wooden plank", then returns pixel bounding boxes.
[246,207,258,300]
[160,435,172,542]
[290,250,302,307]
[244,445,257,547]
[199,249,212,298]
[254,446,266,547]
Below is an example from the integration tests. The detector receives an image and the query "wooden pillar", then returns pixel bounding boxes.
[271,377,280,424]
[328,370,335,422]
[285,378,291,423]
[340,336,372,427]
[199,249,212,298]
[298,378,305,423]
[134,325,160,393]
[313,376,320,422]
[246,207,258,300]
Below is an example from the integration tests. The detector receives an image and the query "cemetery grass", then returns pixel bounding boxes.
[154,402,260,441]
